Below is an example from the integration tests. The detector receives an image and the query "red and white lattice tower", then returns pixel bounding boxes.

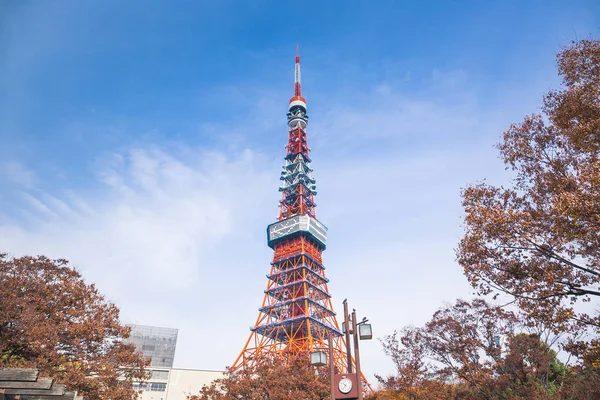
[230,50,367,385]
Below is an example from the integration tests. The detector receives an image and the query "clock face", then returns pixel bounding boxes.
[338,377,353,394]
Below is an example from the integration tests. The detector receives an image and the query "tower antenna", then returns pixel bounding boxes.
[294,45,302,97]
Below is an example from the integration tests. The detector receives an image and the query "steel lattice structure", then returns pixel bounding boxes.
[230,51,368,386]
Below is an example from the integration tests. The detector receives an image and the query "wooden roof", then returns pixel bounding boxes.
[0,369,82,400]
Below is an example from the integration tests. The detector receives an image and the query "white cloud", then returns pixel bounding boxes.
[0,69,542,384]
[0,162,37,187]
[0,145,275,305]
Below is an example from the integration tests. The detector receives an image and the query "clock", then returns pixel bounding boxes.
[338,376,353,394]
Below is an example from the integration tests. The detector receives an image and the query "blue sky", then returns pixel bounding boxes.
[1,0,599,383]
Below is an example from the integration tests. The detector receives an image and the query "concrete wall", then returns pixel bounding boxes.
[165,368,225,400]
[138,368,225,400]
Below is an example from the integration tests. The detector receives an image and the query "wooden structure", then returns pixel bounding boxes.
[0,369,82,400]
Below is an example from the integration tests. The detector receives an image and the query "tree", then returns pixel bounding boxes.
[499,333,568,399]
[375,328,430,396]
[365,379,453,400]
[457,38,600,331]
[561,341,600,400]
[378,299,516,399]
[374,38,600,400]
[188,355,330,400]
[377,299,571,399]
[0,254,148,399]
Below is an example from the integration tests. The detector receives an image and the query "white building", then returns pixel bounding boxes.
[136,367,225,400]
[125,324,225,400]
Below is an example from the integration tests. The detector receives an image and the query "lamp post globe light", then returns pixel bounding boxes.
[358,322,372,340]
[310,350,328,368]
[310,299,372,400]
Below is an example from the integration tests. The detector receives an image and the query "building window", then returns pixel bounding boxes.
[132,383,148,391]
[151,370,169,380]
[150,382,167,391]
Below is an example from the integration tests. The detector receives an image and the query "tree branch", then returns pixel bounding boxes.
[524,237,600,277]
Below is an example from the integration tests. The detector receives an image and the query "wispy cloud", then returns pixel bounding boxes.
[0,64,546,380]
[0,162,37,187]
[0,145,275,292]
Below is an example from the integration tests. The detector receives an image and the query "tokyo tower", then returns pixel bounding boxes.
[230,49,362,377]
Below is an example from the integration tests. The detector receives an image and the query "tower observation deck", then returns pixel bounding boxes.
[230,50,366,383]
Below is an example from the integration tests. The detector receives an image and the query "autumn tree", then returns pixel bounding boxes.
[374,37,600,400]
[188,355,330,400]
[365,379,453,400]
[457,38,600,331]
[379,299,518,399]
[373,327,455,400]
[561,342,600,399]
[376,299,575,399]
[498,333,568,399]
[0,253,148,399]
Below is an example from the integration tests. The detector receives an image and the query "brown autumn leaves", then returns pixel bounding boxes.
[2,38,600,400]
[188,356,331,400]
[459,39,600,352]
[370,39,600,399]
[0,255,148,399]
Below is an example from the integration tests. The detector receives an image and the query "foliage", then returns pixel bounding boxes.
[366,381,453,400]
[373,37,600,400]
[0,254,149,400]
[377,300,571,399]
[499,333,568,398]
[378,299,516,397]
[457,38,600,331]
[188,355,330,400]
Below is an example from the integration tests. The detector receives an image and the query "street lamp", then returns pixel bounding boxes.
[342,321,349,334]
[310,299,372,400]
[310,332,336,400]
[358,321,372,340]
[310,350,327,367]
[349,305,372,400]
